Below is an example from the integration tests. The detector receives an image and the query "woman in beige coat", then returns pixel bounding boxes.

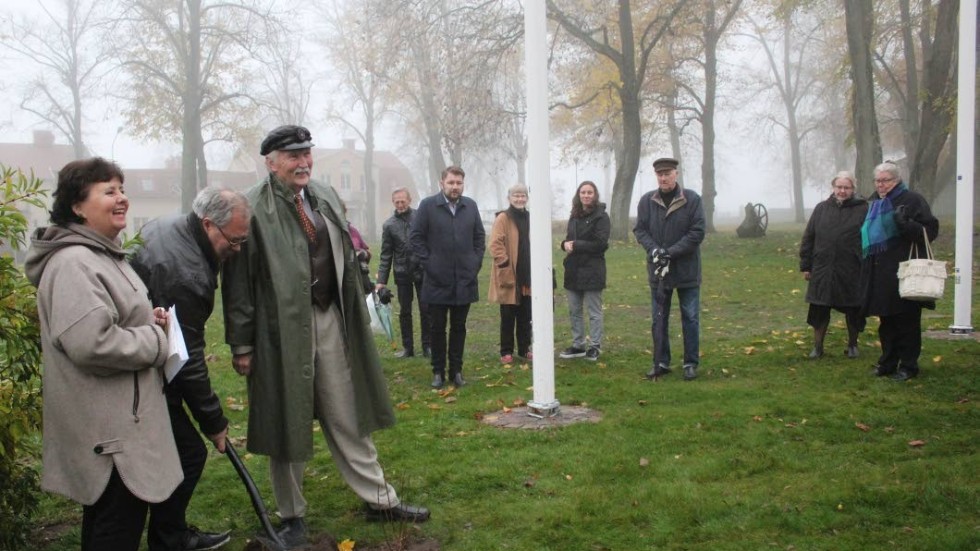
[488,184,532,364]
[26,158,181,551]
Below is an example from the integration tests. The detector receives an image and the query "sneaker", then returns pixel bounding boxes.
[559,346,587,359]
[181,526,231,551]
[500,354,514,364]
[584,347,600,361]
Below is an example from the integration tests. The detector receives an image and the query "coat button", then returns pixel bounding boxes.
[93,445,103,454]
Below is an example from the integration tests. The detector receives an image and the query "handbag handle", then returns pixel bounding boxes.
[907,227,934,261]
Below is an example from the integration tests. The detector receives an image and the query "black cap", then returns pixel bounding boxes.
[260,125,315,156]
[652,157,679,172]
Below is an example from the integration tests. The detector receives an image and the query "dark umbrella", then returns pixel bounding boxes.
[225,442,288,551]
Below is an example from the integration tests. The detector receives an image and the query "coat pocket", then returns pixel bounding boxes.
[495,264,515,289]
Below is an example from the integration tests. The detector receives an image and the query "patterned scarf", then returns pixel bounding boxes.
[861,182,908,257]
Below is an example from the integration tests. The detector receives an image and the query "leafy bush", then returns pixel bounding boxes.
[0,165,46,550]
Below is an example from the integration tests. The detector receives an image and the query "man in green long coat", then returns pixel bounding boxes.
[222,125,429,548]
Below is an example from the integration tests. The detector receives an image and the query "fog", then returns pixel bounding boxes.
[0,1,908,224]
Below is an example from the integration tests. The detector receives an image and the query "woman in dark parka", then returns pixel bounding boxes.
[799,171,868,359]
[861,162,939,381]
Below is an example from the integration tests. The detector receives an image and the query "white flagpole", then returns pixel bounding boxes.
[525,0,559,416]
[951,0,976,335]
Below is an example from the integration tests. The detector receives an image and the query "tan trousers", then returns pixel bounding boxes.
[270,304,398,519]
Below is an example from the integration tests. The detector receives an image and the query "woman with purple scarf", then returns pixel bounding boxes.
[860,162,939,381]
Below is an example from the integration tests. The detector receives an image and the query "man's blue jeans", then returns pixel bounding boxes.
[650,285,700,367]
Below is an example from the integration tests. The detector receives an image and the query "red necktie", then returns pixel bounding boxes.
[294,194,318,245]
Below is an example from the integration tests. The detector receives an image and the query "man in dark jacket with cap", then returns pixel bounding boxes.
[634,157,706,381]
[222,125,429,549]
[409,165,486,389]
[131,186,252,551]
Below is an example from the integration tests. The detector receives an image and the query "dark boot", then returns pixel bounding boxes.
[845,322,860,359]
[809,325,827,359]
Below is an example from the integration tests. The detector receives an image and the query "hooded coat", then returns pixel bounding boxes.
[25,224,180,505]
[799,194,868,308]
[634,184,706,289]
[221,176,395,462]
[561,203,610,292]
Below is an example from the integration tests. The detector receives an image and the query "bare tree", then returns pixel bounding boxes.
[548,0,686,241]
[255,30,313,127]
[845,0,882,197]
[117,0,276,212]
[745,6,827,223]
[1,0,114,159]
[668,0,744,232]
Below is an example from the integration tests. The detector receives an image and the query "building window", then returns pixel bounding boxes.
[340,161,351,191]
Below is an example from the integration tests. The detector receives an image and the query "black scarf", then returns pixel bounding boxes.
[509,206,531,288]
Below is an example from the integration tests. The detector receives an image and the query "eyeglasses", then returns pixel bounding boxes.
[874,177,896,184]
[215,223,248,246]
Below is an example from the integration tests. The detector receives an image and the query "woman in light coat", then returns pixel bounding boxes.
[488,184,532,363]
[26,158,180,551]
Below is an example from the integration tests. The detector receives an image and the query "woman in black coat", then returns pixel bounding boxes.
[799,171,868,359]
[558,181,610,361]
[861,162,939,381]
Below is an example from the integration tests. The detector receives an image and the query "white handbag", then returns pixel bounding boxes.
[897,228,946,301]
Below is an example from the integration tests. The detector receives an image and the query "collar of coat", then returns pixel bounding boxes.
[263,173,348,234]
[651,183,688,216]
[186,211,220,275]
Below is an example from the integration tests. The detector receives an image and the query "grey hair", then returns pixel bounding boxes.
[832,171,855,188]
[508,183,528,196]
[391,187,412,200]
[874,162,901,182]
[192,186,251,227]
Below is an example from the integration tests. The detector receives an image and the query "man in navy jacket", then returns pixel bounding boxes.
[410,166,486,389]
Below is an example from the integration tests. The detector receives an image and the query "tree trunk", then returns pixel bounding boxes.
[909,0,957,201]
[181,0,203,214]
[363,109,378,242]
[844,0,882,198]
[701,11,719,232]
[898,0,921,161]
[610,90,642,242]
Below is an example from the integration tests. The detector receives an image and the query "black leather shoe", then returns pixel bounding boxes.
[808,347,824,359]
[891,369,918,381]
[872,364,896,377]
[181,527,231,551]
[683,364,698,381]
[431,373,445,389]
[365,502,431,523]
[645,364,671,380]
[275,517,307,549]
[450,372,466,387]
[422,346,432,358]
[845,345,859,359]
[394,349,414,358]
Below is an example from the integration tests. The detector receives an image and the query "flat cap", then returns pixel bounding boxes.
[652,157,679,172]
[260,125,315,156]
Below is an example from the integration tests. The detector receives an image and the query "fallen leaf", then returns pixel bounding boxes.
[752,415,763,422]
[427,404,442,410]
[884,426,895,433]
[907,440,926,447]
[932,355,942,363]
[744,346,755,355]
[836,503,844,511]
[855,422,871,432]
[444,396,457,404]
[396,402,411,410]
[956,397,969,404]
[565,474,573,480]
[502,406,512,413]
[338,538,356,551]
[639,457,650,467]
[228,404,245,411]
[513,397,526,407]
[637,400,648,406]
[523,478,536,488]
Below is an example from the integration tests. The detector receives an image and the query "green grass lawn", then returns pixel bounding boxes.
[36,225,979,550]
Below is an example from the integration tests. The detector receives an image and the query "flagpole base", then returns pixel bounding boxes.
[527,400,560,419]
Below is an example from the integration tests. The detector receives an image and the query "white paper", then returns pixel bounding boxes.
[164,305,189,383]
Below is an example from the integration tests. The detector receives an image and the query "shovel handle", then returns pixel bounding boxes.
[225,442,287,548]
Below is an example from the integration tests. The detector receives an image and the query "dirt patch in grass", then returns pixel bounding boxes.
[244,533,440,551]
[480,405,602,429]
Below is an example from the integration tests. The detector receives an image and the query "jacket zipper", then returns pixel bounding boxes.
[132,372,140,423]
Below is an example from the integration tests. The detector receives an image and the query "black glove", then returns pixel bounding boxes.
[650,248,670,266]
[893,205,909,227]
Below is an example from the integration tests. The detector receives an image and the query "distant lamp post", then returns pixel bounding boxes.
[110,126,123,160]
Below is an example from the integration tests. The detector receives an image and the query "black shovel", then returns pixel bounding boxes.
[226,441,289,551]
